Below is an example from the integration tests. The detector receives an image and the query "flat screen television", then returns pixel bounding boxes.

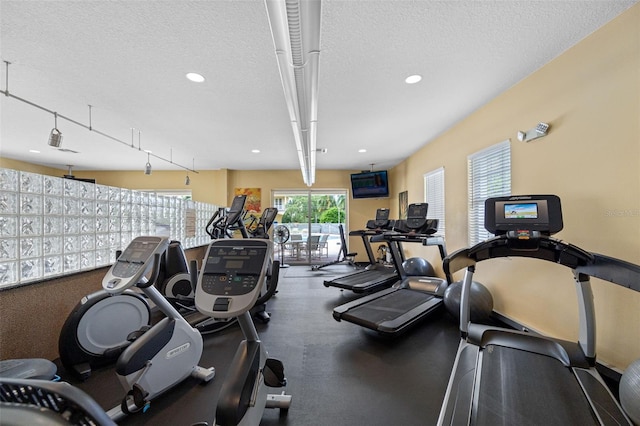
[350,170,389,199]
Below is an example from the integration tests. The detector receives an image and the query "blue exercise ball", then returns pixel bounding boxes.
[444,280,493,323]
[620,358,640,425]
[402,257,435,277]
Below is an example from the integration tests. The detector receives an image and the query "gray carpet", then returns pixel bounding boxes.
[67,265,461,425]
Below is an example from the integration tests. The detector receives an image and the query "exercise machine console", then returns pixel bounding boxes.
[196,238,291,425]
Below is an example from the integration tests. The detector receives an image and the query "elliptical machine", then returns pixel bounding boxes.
[102,236,214,420]
[195,238,291,425]
[59,264,152,381]
[244,207,278,239]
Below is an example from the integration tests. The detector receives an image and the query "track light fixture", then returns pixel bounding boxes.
[144,152,152,175]
[1,60,199,175]
[48,112,63,147]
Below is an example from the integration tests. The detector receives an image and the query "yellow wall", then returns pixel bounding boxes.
[0,157,63,176]
[392,5,640,370]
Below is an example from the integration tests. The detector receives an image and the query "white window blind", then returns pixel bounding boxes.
[468,140,511,246]
[424,167,445,236]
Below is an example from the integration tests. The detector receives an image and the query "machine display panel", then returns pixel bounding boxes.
[504,203,538,219]
[485,195,563,236]
[199,242,269,299]
[120,239,156,263]
[408,203,427,218]
[376,209,390,220]
[203,246,266,276]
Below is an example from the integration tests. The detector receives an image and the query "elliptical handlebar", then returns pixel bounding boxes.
[136,253,162,289]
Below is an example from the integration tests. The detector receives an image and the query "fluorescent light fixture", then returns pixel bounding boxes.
[186,72,205,83]
[358,149,367,153]
[29,149,40,154]
[405,74,422,84]
[252,149,261,153]
[265,0,321,187]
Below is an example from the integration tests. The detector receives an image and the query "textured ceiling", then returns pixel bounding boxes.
[1,0,636,178]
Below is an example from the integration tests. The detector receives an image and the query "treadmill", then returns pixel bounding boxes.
[332,203,449,336]
[323,208,399,294]
[438,194,637,426]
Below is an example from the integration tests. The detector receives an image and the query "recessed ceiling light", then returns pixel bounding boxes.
[252,149,260,153]
[405,74,422,84]
[358,149,367,153]
[186,72,205,83]
[29,149,40,154]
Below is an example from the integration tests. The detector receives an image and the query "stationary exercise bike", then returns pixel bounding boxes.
[195,238,291,425]
[102,236,214,420]
[202,197,280,323]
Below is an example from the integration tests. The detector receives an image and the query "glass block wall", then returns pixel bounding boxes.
[0,167,216,289]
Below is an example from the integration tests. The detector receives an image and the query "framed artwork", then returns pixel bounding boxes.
[234,187,261,213]
[399,191,408,220]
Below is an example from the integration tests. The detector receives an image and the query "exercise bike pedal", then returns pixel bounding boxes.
[121,383,150,415]
[265,391,292,410]
[263,358,287,388]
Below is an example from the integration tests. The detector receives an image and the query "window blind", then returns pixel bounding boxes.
[467,140,511,246]
[424,167,445,236]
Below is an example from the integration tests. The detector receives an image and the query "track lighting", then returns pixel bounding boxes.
[144,152,152,175]
[1,61,199,176]
[48,112,63,147]
[185,158,194,185]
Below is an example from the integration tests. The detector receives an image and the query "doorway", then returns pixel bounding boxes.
[272,190,347,266]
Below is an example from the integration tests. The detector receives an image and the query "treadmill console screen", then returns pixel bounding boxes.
[406,203,428,230]
[504,203,538,219]
[485,195,563,236]
[374,208,390,227]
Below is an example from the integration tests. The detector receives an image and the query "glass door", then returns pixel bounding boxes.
[272,189,347,266]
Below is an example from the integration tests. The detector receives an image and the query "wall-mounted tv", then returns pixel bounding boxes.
[350,170,389,199]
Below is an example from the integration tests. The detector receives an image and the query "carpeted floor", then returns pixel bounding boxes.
[64,265,461,426]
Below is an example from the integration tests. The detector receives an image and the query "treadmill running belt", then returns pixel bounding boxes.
[325,269,397,293]
[476,345,598,426]
[341,290,434,326]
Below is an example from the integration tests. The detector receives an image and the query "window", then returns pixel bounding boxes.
[424,167,445,236]
[468,140,511,246]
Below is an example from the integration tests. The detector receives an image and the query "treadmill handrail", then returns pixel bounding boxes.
[576,253,640,292]
[444,234,593,272]
[443,247,475,277]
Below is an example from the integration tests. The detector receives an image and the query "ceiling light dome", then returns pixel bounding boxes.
[186,72,205,83]
[405,74,422,84]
